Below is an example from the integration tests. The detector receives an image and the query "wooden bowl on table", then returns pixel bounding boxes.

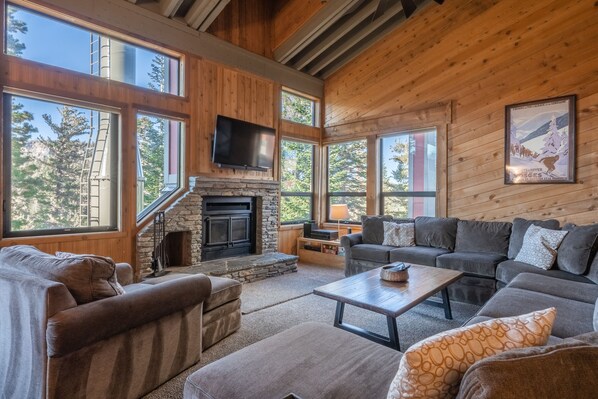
[380,263,410,282]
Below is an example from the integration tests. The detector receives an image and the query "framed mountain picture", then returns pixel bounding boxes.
[505,95,576,184]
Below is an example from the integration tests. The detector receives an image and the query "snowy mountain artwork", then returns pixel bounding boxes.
[505,95,576,184]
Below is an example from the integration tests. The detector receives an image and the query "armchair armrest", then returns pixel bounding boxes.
[115,262,133,285]
[46,274,211,357]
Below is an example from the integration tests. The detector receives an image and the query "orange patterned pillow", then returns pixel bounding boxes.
[387,308,556,399]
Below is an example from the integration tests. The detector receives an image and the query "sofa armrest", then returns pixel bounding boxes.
[115,263,133,285]
[341,233,363,249]
[46,274,211,357]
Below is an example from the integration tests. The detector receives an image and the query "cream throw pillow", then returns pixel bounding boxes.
[387,307,556,399]
[382,222,415,247]
[514,225,568,270]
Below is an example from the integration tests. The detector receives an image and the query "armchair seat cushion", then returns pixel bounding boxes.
[496,260,593,285]
[389,246,451,267]
[351,244,395,264]
[436,252,506,278]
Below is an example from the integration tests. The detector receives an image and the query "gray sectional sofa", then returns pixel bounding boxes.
[341,216,598,305]
[184,271,598,399]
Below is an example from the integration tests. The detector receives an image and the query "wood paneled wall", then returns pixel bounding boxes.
[190,59,278,180]
[207,0,273,59]
[324,0,598,225]
[272,0,326,51]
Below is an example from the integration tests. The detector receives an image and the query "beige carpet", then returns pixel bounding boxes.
[144,263,480,399]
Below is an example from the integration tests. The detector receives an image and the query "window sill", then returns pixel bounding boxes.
[0,230,127,245]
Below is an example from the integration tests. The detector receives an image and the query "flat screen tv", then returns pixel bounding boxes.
[212,115,276,171]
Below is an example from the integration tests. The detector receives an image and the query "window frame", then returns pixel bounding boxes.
[280,88,319,127]
[279,138,316,225]
[4,2,185,97]
[2,90,121,238]
[378,129,437,217]
[135,111,185,222]
[326,139,367,224]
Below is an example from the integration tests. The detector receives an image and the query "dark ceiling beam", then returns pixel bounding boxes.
[308,0,404,76]
[185,0,231,31]
[159,0,185,17]
[293,1,379,71]
[274,0,363,65]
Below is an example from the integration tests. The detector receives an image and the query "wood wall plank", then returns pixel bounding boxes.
[272,0,326,51]
[324,0,598,225]
[207,0,273,59]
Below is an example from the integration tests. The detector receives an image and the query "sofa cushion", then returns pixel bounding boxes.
[436,252,506,278]
[184,322,402,399]
[361,215,393,244]
[0,245,122,304]
[382,221,415,247]
[506,273,598,304]
[351,244,394,264]
[587,253,598,284]
[496,260,594,285]
[414,216,458,251]
[55,251,125,295]
[387,308,556,399]
[514,225,568,270]
[389,246,451,267]
[508,217,560,259]
[595,298,598,332]
[557,224,598,275]
[476,287,595,338]
[204,276,242,312]
[457,341,598,399]
[455,220,512,256]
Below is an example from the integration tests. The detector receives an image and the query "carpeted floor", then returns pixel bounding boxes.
[144,263,480,399]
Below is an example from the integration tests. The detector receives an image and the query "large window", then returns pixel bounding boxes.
[280,139,315,224]
[380,129,437,217]
[2,93,119,236]
[327,140,367,223]
[281,90,317,126]
[5,3,182,96]
[136,113,183,220]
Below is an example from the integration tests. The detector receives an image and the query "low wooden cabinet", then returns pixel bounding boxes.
[297,237,345,268]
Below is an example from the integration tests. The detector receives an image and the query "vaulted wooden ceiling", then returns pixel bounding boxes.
[125,0,444,79]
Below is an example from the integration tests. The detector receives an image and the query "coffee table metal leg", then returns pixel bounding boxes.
[332,301,401,351]
[334,302,345,327]
[386,316,400,351]
[441,287,453,320]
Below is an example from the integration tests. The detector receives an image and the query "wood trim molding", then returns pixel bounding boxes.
[323,102,451,143]
[22,0,324,97]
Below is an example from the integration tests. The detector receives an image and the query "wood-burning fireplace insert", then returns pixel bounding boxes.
[202,196,256,261]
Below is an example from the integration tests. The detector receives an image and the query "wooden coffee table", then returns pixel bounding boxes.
[313,264,463,351]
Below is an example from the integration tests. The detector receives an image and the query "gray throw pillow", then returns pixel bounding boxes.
[514,225,568,270]
[455,220,512,255]
[556,224,598,275]
[414,216,458,251]
[508,218,560,259]
[361,215,393,245]
[0,245,123,304]
[594,298,598,332]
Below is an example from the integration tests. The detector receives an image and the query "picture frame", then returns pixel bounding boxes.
[504,95,576,184]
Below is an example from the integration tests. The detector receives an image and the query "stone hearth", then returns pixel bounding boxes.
[170,253,298,283]
[136,176,280,278]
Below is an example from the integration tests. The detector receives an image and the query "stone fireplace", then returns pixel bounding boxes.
[136,176,280,276]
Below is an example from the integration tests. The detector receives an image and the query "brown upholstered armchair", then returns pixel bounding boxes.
[0,246,211,399]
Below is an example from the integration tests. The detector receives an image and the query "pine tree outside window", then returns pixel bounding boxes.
[2,93,119,237]
[280,139,315,224]
[4,3,182,96]
[136,113,184,220]
[281,90,317,126]
[380,129,437,217]
[327,140,367,223]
